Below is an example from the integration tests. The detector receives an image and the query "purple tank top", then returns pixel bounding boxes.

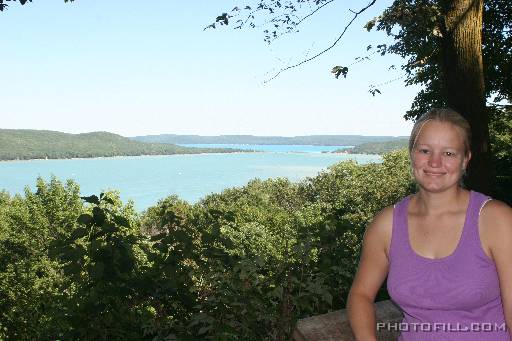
[387,190,509,340]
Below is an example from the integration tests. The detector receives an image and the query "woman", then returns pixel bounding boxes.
[347,108,512,340]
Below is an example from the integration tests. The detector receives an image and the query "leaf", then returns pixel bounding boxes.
[113,214,130,228]
[81,195,100,205]
[270,286,283,298]
[89,262,105,279]
[150,232,167,241]
[369,87,381,96]
[60,245,86,263]
[92,206,106,225]
[364,18,376,31]
[63,262,82,276]
[70,227,89,240]
[102,221,119,234]
[77,213,93,225]
[170,229,191,245]
[117,257,135,273]
[331,66,349,79]
[322,290,333,305]
[102,196,116,206]
[216,13,229,26]
[198,325,212,335]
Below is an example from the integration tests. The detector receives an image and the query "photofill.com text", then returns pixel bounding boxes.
[376,322,507,332]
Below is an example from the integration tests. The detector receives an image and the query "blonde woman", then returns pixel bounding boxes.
[347,108,512,340]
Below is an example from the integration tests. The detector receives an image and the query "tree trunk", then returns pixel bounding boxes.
[440,0,491,194]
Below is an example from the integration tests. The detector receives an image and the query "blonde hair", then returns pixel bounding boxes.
[409,108,471,157]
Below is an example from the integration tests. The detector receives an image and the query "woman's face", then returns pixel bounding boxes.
[411,121,471,193]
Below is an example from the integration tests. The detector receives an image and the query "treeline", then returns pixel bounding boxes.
[130,133,407,146]
[0,130,238,161]
[336,139,409,155]
[0,150,415,340]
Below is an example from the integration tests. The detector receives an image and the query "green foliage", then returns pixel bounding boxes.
[49,192,150,340]
[489,105,512,204]
[336,139,409,155]
[0,177,83,339]
[0,151,415,340]
[156,151,414,339]
[367,0,511,118]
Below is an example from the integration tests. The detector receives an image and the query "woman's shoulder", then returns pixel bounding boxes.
[479,197,512,246]
[364,195,412,253]
[372,205,394,225]
[479,197,512,222]
[364,205,394,254]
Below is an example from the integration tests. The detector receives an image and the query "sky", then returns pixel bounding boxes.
[0,0,420,137]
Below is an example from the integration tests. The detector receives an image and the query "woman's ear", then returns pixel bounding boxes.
[463,151,472,170]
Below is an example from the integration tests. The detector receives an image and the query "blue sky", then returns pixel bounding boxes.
[1,0,419,137]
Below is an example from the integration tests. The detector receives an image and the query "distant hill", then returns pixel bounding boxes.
[130,134,408,146]
[337,139,409,155]
[0,130,238,161]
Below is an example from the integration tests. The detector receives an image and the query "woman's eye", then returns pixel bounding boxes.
[419,149,429,154]
[445,151,455,157]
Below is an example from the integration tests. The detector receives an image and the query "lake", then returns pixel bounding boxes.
[0,145,380,211]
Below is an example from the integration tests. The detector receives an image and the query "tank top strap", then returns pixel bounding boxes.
[389,195,413,261]
[463,190,493,245]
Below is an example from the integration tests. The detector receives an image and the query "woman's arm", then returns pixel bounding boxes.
[347,206,393,341]
[481,200,512,339]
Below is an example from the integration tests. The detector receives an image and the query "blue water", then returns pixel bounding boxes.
[0,148,380,211]
[180,144,353,153]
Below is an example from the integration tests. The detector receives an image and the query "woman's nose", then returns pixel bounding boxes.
[428,152,442,167]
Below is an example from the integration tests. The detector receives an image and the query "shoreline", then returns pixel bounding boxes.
[0,149,380,164]
[0,150,256,163]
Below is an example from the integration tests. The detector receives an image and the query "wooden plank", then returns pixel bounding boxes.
[293,300,403,341]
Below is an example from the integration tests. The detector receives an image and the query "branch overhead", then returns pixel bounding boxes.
[265,0,377,82]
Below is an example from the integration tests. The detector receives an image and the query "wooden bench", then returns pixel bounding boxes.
[292,300,403,341]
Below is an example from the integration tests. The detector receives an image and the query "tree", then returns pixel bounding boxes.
[372,0,510,194]
[210,0,511,195]
[0,0,73,11]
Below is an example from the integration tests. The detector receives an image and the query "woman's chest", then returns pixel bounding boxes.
[387,257,501,311]
[408,214,466,259]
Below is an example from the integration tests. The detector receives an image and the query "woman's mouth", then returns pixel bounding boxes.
[424,170,446,176]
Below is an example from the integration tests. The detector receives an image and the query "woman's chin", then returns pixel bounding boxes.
[417,181,460,193]
[415,176,462,193]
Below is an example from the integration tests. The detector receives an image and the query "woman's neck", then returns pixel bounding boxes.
[413,186,470,215]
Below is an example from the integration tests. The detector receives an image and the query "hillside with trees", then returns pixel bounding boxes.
[130,134,407,146]
[339,139,409,155]
[0,129,238,161]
